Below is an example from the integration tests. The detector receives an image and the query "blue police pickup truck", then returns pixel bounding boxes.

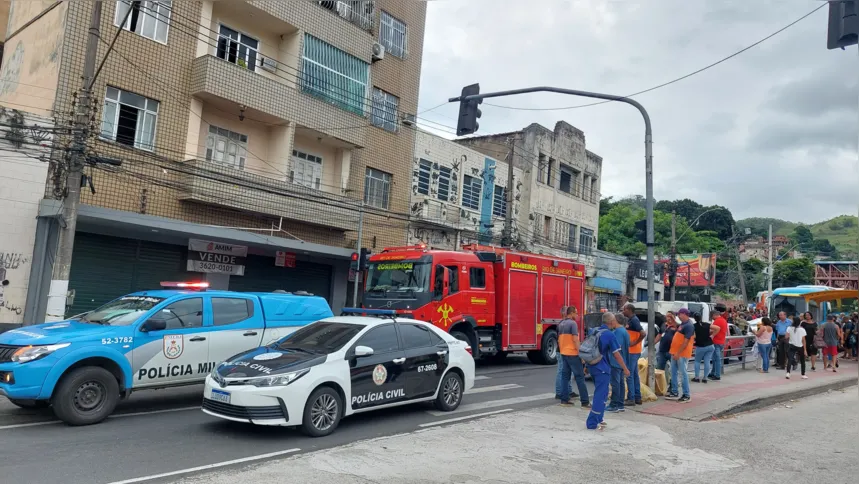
[0,282,333,426]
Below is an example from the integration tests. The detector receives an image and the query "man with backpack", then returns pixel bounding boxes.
[581,312,631,431]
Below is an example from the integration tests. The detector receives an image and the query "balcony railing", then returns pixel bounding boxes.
[317,1,375,31]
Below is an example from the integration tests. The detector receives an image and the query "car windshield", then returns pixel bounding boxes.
[78,296,165,326]
[365,261,431,294]
[274,321,365,353]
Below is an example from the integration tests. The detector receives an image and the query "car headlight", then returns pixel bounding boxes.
[248,368,310,387]
[11,343,71,363]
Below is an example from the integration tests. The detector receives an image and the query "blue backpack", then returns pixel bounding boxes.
[579,328,607,365]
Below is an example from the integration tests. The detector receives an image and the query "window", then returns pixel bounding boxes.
[217,25,259,71]
[291,149,323,189]
[559,164,574,194]
[590,177,599,203]
[115,1,171,44]
[543,216,552,240]
[579,227,594,255]
[445,265,459,294]
[212,298,252,326]
[277,321,364,353]
[379,11,407,58]
[569,224,578,252]
[399,323,432,349]
[372,88,399,132]
[546,157,555,188]
[637,288,648,302]
[554,220,572,248]
[469,267,486,289]
[356,324,400,353]
[654,291,661,301]
[492,185,506,218]
[205,125,248,169]
[462,175,481,210]
[156,298,203,329]
[100,86,159,151]
[416,159,431,195]
[537,153,548,184]
[429,330,444,345]
[437,166,453,202]
[364,167,392,209]
[301,34,369,116]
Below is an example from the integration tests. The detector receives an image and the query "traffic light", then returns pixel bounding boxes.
[456,83,482,136]
[634,219,647,244]
[359,248,371,271]
[827,0,858,49]
[350,252,359,271]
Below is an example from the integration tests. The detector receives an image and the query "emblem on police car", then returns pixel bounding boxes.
[253,352,282,361]
[163,335,184,359]
[372,364,387,386]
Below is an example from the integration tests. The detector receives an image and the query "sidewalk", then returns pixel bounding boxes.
[636,359,857,421]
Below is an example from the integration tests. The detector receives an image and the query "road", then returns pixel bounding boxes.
[1,355,564,484]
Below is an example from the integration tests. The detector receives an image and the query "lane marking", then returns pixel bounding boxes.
[426,392,555,417]
[419,409,513,427]
[0,406,201,431]
[466,384,522,394]
[104,448,302,484]
[0,420,60,430]
[474,375,491,381]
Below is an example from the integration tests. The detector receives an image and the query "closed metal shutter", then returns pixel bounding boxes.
[227,254,332,303]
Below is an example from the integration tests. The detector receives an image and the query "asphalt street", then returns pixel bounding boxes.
[0,355,566,484]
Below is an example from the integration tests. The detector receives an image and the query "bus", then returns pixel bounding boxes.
[768,286,836,320]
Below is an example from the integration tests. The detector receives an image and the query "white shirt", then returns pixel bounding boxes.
[787,326,807,347]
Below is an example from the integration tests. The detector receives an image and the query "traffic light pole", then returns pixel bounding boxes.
[450,86,656,387]
[351,203,364,308]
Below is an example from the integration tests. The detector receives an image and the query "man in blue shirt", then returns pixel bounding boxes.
[774,312,791,369]
[607,314,631,413]
[585,312,630,431]
[622,303,646,405]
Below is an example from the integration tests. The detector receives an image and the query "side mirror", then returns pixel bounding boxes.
[141,318,167,332]
[354,345,374,357]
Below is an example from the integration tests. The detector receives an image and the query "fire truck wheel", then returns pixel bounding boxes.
[527,329,558,365]
[450,330,473,351]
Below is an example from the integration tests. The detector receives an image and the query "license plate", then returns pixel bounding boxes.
[210,389,231,404]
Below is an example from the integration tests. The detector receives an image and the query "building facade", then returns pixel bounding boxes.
[0,0,426,321]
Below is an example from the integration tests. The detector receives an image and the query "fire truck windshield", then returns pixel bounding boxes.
[365,261,431,296]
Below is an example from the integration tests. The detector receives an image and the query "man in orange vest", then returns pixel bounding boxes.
[556,305,590,407]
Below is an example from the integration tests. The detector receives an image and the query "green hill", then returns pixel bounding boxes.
[737,215,858,258]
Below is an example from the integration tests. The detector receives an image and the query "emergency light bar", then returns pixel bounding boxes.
[160,281,210,290]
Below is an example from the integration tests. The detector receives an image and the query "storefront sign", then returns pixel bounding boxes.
[275,251,296,268]
[187,239,247,276]
[656,254,716,287]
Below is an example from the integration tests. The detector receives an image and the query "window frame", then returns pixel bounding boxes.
[379,11,408,59]
[437,165,453,202]
[205,125,248,170]
[100,86,160,152]
[210,297,254,326]
[397,323,433,349]
[364,167,392,210]
[114,0,172,45]
[157,297,204,330]
[461,175,481,211]
[469,267,486,289]
[371,87,399,133]
[492,185,506,218]
[216,24,260,72]
[301,34,370,117]
[291,149,324,190]
[355,323,401,354]
[416,159,431,196]
[579,227,594,255]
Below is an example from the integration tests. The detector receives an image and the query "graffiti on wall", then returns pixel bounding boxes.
[0,253,31,317]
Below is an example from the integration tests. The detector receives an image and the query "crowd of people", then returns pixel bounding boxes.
[552,303,858,431]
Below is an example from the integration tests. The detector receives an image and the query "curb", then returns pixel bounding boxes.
[702,378,858,421]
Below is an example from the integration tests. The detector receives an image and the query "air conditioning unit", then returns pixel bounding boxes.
[260,57,278,73]
[372,42,385,62]
[401,112,416,126]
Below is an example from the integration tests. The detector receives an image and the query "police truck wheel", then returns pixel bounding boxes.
[301,387,342,437]
[8,399,50,409]
[52,367,119,426]
[434,371,463,412]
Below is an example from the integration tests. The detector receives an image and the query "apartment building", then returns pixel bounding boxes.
[410,129,524,249]
[0,0,426,320]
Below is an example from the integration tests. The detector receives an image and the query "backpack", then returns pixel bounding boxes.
[580,328,607,365]
[813,329,826,349]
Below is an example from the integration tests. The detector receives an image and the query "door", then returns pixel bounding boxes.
[132,297,209,388]
[508,270,538,346]
[348,324,408,410]
[398,323,447,399]
[206,296,264,367]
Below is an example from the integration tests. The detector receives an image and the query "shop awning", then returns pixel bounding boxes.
[802,289,859,304]
[589,277,623,294]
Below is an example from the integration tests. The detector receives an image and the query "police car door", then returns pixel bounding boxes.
[398,322,447,399]
[132,296,210,388]
[206,296,263,368]
[347,323,408,411]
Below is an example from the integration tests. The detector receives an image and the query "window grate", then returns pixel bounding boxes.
[416,159,431,195]
[461,175,481,211]
[301,34,369,117]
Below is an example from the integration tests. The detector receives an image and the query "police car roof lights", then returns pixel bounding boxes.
[160,281,210,290]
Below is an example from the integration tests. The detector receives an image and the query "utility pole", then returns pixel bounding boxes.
[767,224,774,296]
[502,136,515,247]
[669,211,677,301]
[46,0,103,321]
[352,203,365,307]
[733,225,747,304]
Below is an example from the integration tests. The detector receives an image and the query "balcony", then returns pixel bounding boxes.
[178,158,359,232]
[317,1,375,31]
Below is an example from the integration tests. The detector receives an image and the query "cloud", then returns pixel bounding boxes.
[417,0,855,223]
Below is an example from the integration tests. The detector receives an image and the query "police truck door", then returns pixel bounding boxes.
[347,324,408,411]
[206,296,263,367]
[132,297,210,388]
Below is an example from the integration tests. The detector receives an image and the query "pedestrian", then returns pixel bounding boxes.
[755,318,774,373]
[800,312,818,371]
[692,314,718,383]
[822,315,842,372]
[607,313,630,413]
[555,305,590,408]
[622,303,645,406]
[655,311,677,395]
[669,308,695,403]
[584,312,630,431]
[785,316,807,379]
[774,312,791,369]
[709,309,728,381]
[841,317,856,361]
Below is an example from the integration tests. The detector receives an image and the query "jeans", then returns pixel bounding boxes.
[558,355,590,404]
[787,345,805,375]
[656,351,670,371]
[586,367,610,429]
[610,367,624,408]
[670,356,690,397]
[757,343,772,372]
[694,345,715,379]
[626,353,641,400]
[710,344,724,378]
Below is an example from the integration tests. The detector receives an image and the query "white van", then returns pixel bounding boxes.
[632,301,711,324]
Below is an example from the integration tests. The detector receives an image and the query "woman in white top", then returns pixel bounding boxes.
[785,316,807,379]
[755,318,774,373]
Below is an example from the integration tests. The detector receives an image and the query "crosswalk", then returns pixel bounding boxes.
[423,372,555,419]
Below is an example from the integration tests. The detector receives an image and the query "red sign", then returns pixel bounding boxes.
[275,251,296,268]
[657,253,717,287]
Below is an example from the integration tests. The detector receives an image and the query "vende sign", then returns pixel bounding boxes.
[187,239,247,276]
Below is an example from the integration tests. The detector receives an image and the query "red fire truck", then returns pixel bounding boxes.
[358,244,586,365]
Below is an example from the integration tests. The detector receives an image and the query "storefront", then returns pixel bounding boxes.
[586,277,623,313]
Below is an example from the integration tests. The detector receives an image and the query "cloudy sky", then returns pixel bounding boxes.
[415,0,857,224]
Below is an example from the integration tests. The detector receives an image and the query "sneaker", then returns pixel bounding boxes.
[624,399,636,407]
[580,402,591,409]
[559,401,574,407]
[678,395,691,404]
[709,376,721,381]
[691,378,701,383]
[702,379,708,384]
[635,399,643,405]
[801,375,808,379]
[665,392,679,399]
[571,392,579,398]
[785,373,791,379]
[605,406,624,413]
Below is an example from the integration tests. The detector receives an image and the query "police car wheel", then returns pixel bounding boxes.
[8,399,50,409]
[301,386,342,437]
[52,367,119,426]
[433,371,463,412]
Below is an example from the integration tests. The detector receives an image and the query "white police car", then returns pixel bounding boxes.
[202,316,475,437]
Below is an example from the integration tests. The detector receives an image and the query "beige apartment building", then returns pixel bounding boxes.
[0,0,426,320]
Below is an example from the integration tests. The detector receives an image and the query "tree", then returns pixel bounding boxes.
[790,225,814,251]
[811,238,838,259]
[773,258,814,288]
[655,199,702,222]
[599,196,616,218]
[696,205,735,240]
[742,258,767,296]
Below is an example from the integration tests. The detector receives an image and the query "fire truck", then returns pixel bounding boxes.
[358,244,586,365]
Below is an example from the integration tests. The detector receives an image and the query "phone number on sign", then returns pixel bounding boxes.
[193,261,241,273]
